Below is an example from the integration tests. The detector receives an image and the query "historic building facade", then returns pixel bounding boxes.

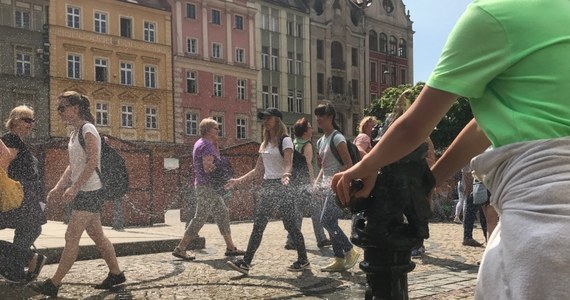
[169,0,258,147]
[0,0,50,141]
[255,0,311,140]
[48,0,173,143]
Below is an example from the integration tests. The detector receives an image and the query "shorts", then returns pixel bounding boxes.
[71,190,104,213]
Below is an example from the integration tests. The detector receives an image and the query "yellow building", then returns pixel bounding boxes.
[48,0,173,143]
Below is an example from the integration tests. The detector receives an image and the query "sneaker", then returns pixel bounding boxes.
[172,247,196,261]
[227,259,250,275]
[94,271,126,289]
[317,239,332,248]
[284,242,296,250]
[26,254,47,282]
[463,238,483,247]
[321,257,346,272]
[29,279,59,297]
[0,266,26,284]
[287,261,310,272]
[411,246,425,258]
[453,217,462,224]
[344,248,360,270]
[224,248,246,256]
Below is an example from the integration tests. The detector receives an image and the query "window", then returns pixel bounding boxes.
[352,48,358,66]
[213,116,224,136]
[186,3,196,19]
[120,17,132,38]
[296,23,302,38]
[187,38,197,54]
[398,39,407,58]
[262,86,269,108]
[379,33,388,53]
[67,54,81,79]
[271,48,278,71]
[287,89,294,112]
[316,39,324,60]
[146,107,158,129]
[389,36,397,55]
[370,62,377,82]
[317,73,324,94]
[95,103,109,126]
[236,118,247,139]
[15,10,30,29]
[186,113,198,135]
[94,12,107,34]
[295,90,303,113]
[144,21,156,42]
[95,58,108,82]
[186,71,197,93]
[400,68,407,85]
[212,9,221,25]
[261,13,268,30]
[271,86,278,108]
[237,79,246,100]
[381,64,388,84]
[287,52,293,74]
[270,15,278,31]
[121,105,134,128]
[15,53,31,76]
[332,76,344,94]
[67,6,81,29]
[352,79,358,98]
[295,53,302,75]
[212,43,222,59]
[213,75,223,97]
[391,65,397,86]
[144,65,157,88]
[261,47,269,70]
[120,62,133,85]
[235,48,245,63]
[369,30,378,51]
[286,20,293,36]
[235,15,243,30]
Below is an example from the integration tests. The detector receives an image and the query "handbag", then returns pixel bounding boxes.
[0,168,24,212]
[472,181,489,205]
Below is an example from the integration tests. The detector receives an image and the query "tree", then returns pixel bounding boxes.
[364,82,472,152]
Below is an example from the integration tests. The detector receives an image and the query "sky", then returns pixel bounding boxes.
[402,0,473,83]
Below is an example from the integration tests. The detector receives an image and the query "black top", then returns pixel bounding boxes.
[1,132,39,181]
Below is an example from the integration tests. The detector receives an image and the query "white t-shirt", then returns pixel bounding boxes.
[317,130,346,183]
[68,123,102,191]
[261,137,293,180]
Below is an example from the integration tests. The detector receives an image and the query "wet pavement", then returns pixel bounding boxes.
[0,210,485,299]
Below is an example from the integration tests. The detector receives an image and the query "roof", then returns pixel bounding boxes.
[115,0,171,11]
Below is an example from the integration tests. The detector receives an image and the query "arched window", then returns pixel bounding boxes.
[369,30,378,52]
[331,41,344,70]
[389,36,397,55]
[398,39,407,58]
[379,33,387,53]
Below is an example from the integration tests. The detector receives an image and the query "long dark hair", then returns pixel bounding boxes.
[58,91,95,123]
[314,102,341,132]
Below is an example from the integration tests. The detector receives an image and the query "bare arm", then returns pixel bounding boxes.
[225,154,264,189]
[332,86,458,205]
[0,139,15,170]
[303,143,316,183]
[281,147,293,185]
[202,155,216,173]
[335,141,353,171]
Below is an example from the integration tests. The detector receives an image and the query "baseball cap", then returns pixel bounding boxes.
[257,107,282,120]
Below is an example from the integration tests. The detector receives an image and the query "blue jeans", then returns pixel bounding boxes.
[286,190,327,245]
[463,195,487,240]
[321,191,353,258]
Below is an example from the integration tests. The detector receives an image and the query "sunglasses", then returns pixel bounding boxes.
[57,104,71,113]
[20,117,35,124]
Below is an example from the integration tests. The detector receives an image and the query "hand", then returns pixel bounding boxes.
[62,185,79,204]
[224,178,239,190]
[331,171,377,207]
[46,187,64,203]
[281,174,290,186]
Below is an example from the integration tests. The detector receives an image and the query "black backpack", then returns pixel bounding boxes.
[329,131,361,165]
[78,124,129,200]
[278,136,311,186]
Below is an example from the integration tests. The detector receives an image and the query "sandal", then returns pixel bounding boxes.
[224,248,246,256]
[172,247,196,261]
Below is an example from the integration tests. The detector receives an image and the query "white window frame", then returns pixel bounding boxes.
[185,112,198,135]
[94,11,107,34]
[235,48,245,63]
[271,49,278,71]
[213,75,223,97]
[295,90,303,113]
[144,65,157,88]
[15,10,30,29]
[95,102,109,126]
[295,53,302,75]
[262,86,269,108]
[236,117,247,139]
[186,3,196,19]
[213,115,224,137]
[286,20,293,36]
[121,104,134,128]
[144,21,156,42]
[270,15,278,31]
[94,58,108,82]
[287,52,293,74]
[120,16,132,38]
[296,23,302,38]
[67,54,81,79]
[261,47,269,69]
[187,37,197,54]
[287,89,294,112]
[211,9,221,25]
[145,107,158,129]
[15,52,31,76]
[66,6,81,29]
[261,13,268,30]
[237,79,246,100]
[212,43,222,59]
[186,71,197,94]
[271,86,278,108]
[120,62,133,85]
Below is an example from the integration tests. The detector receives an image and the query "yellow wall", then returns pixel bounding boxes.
[49,0,173,143]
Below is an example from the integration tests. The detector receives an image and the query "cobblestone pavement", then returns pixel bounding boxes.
[1,219,486,299]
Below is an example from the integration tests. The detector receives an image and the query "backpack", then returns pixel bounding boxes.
[329,131,361,165]
[78,124,129,200]
[278,136,311,187]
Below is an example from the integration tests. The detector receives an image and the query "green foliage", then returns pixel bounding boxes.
[364,82,473,152]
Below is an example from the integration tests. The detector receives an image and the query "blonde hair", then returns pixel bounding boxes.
[199,117,219,136]
[261,117,288,150]
[5,105,34,130]
[358,116,378,134]
[384,89,413,130]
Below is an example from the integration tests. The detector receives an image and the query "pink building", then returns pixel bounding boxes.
[169,0,258,147]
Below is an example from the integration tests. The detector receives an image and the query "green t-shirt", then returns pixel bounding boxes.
[293,137,318,177]
[427,0,570,147]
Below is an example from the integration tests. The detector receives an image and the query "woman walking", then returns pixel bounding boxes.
[314,102,360,272]
[30,91,125,297]
[226,108,309,275]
